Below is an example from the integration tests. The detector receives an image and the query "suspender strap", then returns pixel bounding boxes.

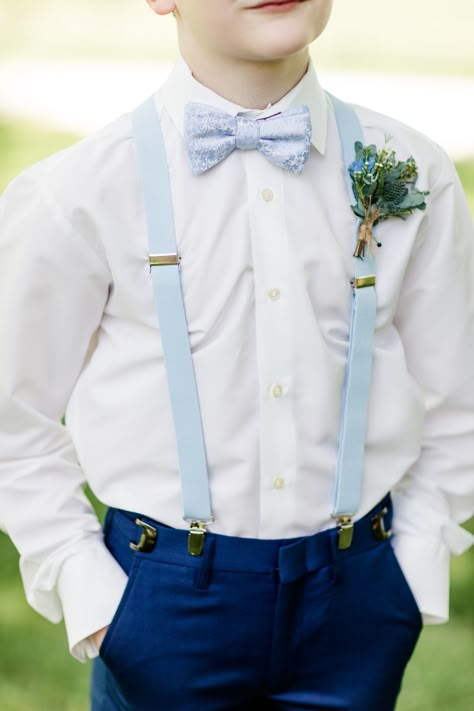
[131,97,213,524]
[329,94,377,520]
[131,93,377,540]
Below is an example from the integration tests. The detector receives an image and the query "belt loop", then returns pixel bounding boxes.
[193,535,216,590]
[278,539,306,584]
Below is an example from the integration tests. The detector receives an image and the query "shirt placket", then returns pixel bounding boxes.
[244,151,298,537]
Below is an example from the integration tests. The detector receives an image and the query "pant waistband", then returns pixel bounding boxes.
[104,495,392,583]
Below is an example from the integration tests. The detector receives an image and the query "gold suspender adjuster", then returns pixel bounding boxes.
[351,275,376,289]
[129,518,157,552]
[371,506,392,541]
[149,253,181,268]
[187,521,208,556]
[333,515,354,550]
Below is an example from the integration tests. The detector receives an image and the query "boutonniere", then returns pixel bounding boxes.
[349,141,429,258]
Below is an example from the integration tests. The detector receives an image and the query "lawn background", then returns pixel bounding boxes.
[1,1,473,709]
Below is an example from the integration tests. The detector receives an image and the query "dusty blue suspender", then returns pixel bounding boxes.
[131,95,377,555]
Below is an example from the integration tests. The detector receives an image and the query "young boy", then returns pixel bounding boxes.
[1,1,473,709]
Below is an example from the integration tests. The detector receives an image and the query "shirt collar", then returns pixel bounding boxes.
[161,55,327,155]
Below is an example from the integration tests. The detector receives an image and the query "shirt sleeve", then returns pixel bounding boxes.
[0,171,128,661]
[391,145,474,624]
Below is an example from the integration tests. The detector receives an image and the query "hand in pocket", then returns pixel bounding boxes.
[92,625,110,652]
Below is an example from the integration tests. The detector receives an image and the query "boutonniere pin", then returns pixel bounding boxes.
[349,141,429,258]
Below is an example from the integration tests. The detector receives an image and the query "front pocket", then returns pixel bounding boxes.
[99,556,142,662]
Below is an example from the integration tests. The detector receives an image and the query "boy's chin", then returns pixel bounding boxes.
[241,26,318,62]
[246,38,312,63]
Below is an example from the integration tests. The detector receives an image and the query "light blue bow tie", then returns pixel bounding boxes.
[184,102,312,176]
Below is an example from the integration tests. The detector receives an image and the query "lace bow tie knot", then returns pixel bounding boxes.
[184,102,312,175]
[235,117,260,151]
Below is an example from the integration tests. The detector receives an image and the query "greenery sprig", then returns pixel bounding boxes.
[349,141,429,258]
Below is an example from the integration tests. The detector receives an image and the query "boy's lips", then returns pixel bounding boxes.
[249,0,305,9]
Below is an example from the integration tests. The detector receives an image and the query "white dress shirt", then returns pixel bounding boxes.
[0,58,473,663]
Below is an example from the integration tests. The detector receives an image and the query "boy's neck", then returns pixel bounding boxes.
[180,47,310,110]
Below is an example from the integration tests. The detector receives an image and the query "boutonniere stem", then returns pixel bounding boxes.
[349,141,429,259]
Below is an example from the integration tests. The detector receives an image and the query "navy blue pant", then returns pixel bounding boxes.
[90,496,422,710]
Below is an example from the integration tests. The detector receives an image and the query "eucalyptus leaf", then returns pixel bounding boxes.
[352,205,365,218]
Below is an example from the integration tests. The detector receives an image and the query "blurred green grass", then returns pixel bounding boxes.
[0,122,473,711]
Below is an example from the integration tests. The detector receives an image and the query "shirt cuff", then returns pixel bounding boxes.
[391,531,450,624]
[390,486,474,623]
[57,544,128,662]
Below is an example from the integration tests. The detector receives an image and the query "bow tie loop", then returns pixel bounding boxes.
[235,117,260,151]
[184,102,312,175]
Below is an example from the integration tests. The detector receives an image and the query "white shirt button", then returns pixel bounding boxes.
[261,188,274,202]
[271,383,284,398]
[272,476,285,490]
[267,288,281,301]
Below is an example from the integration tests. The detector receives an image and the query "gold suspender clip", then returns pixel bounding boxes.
[129,518,157,553]
[187,521,210,556]
[333,515,354,550]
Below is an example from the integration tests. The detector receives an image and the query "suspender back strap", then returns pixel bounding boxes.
[131,97,212,524]
[329,94,377,518]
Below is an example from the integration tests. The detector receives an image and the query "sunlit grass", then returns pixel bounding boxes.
[456,160,474,214]
[401,622,474,710]
[0,121,81,192]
